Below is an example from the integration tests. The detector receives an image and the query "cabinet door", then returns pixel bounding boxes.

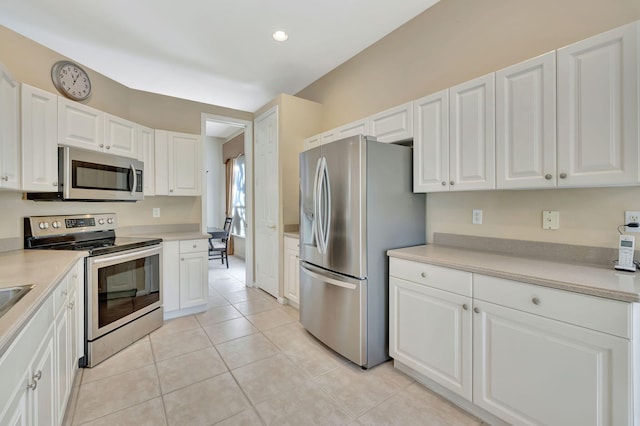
[58,97,104,152]
[304,134,321,151]
[0,64,20,190]
[369,102,413,143]
[389,277,472,400]
[29,327,56,426]
[335,119,369,140]
[0,382,28,426]
[496,52,557,189]
[54,304,69,425]
[21,85,59,192]
[320,130,337,145]
[473,300,630,426]
[413,90,450,192]
[104,113,138,158]
[179,251,208,309]
[168,132,201,196]
[557,22,639,187]
[254,107,279,298]
[138,125,155,196]
[154,130,169,196]
[163,241,180,313]
[449,73,495,191]
[283,237,300,307]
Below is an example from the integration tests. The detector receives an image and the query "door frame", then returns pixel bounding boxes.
[200,113,254,286]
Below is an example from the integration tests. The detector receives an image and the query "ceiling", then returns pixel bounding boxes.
[0,0,439,118]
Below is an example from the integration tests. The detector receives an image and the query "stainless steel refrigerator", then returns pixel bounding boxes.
[299,134,426,368]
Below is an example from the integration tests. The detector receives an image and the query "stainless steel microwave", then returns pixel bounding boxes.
[27,146,144,201]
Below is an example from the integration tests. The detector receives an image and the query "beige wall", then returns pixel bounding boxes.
[0,25,252,239]
[296,0,640,249]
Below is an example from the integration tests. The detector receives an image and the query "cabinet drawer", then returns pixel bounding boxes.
[284,236,299,251]
[179,239,208,254]
[389,258,472,297]
[474,274,631,338]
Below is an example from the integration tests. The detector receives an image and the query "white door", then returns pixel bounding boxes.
[104,113,138,158]
[449,73,496,191]
[168,132,201,196]
[21,84,58,192]
[0,63,20,190]
[58,97,103,152]
[473,300,630,426]
[254,107,279,298]
[496,52,557,189]
[413,89,450,192]
[389,277,472,400]
[557,21,639,187]
[179,252,208,309]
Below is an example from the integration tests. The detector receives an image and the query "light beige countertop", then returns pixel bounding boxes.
[387,245,640,303]
[0,250,86,357]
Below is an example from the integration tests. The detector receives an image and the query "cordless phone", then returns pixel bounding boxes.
[615,234,637,272]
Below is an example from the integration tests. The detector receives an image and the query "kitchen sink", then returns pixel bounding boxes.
[0,285,35,320]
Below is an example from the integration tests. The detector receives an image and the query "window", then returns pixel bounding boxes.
[231,155,245,237]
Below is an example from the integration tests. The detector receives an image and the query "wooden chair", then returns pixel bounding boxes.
[209,217,232,268]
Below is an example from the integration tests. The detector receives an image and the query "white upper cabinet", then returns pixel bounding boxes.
[21,84,59,192]
[138,125,155,196]
[496,52,557,189]
[154,130,201,196]
[413,90,450,192]
[335,118,369,140]
[58,97,103,152]
[369,102,413,143]
[304,134,321,151]
[449,73,496,191]
[104,113,138,158]
[0,63,20,190]
[557,21,639,187]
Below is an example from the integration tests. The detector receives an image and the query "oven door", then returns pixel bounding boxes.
[87,245,162,340]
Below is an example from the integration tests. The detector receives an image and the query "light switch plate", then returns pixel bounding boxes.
[543,211,559,230]
[153,208,160,218]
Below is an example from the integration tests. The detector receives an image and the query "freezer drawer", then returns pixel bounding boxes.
[299,262,367,366]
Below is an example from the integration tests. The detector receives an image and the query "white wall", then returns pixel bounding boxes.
[204,136,225,228]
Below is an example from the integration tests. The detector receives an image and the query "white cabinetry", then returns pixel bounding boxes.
[496,52,557,189]
[283,235,300,308]
[104,113,138,158]
[449,73,495,191]
[389,258,472,400]
[335,118,369,140]
[413,90,449,192]
[21,84,58,192]
[154,130,201,196]
[557,21,639,187]
[369,102,413,143]
[163,239,208,319]
[137,125,155,196]
[0,63,20,190]
[58,98,103,152]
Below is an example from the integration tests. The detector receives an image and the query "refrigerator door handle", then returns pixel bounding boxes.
[300,264,357,290]
[316,157,329,254]
[312,157,323,252]
[322,157,331,253]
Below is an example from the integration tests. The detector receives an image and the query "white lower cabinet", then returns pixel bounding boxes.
[0,260,82,426]
[163,239,208,318]
[389,257,635,425]
[283,235,300,308]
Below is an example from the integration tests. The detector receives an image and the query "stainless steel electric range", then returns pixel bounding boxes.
[24,213,163,367]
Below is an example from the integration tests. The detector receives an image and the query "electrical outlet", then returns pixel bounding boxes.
[625,211,640,232]
[543,211,559,230]
[472,209,483,225]
[153,208,160,218]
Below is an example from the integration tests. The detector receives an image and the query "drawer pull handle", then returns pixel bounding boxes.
[462,304,468,311]
[27,379,37,391]
[473,307,480,314]
[420,272,427,278]
[532,297,541,305]
[69,301,75,309]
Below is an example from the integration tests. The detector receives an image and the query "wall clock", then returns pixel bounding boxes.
[51,60,92,101]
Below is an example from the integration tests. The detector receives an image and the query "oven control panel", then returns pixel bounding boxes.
[26,213,117,237]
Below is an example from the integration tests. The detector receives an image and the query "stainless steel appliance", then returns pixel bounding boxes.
[24,213,163,367]
[299,135,426,368]
[27,146,144,201]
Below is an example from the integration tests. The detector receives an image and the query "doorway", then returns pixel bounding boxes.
[201,113,254,286]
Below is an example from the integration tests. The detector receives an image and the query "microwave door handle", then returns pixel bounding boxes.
[130,164,137,196]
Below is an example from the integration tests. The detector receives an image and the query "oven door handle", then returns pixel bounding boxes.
[130,164,137,196]
[89,245,161,265]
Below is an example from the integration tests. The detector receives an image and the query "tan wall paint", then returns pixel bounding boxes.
[296,0,640,249]
[0,25,250,238]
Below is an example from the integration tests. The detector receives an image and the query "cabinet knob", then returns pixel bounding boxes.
[33,370,42,381]
[193,244,197,248]
[27,379,37,391]
[532,297,541,305]
[99,144,104,148]
[544,174,552,180]
[170,189,174,193]
[559,173,567,179]
[462,304,468,311]
[1,176,8,181]
[181,257,184,261]
[441,181,446,186]
[449,181,455,186]
[69,301,75,309]
[53,182,58,186]
[106,145,111,150]
[420,272,427,278]
[473,307,480,314]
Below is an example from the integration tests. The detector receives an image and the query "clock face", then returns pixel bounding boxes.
[51,61,92,101]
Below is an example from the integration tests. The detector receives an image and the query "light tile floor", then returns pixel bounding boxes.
[65,256,483,426]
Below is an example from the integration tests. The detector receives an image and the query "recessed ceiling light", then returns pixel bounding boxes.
[272,30,288,42]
